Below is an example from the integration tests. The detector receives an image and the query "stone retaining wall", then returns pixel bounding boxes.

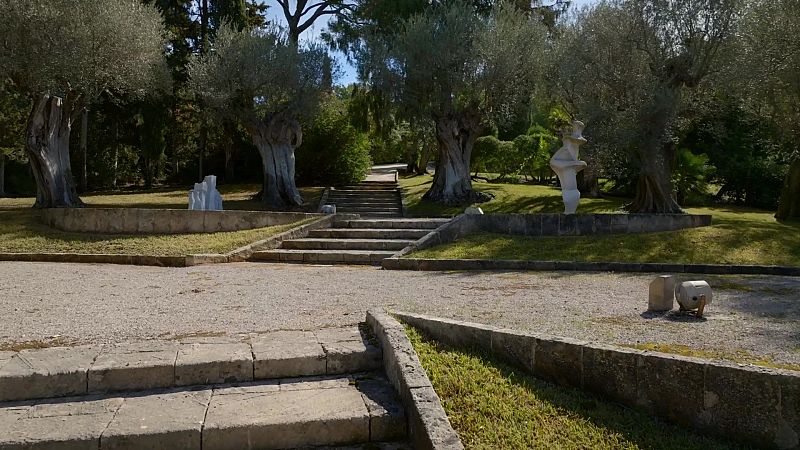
[42,208,323,235]
[394,311,800,450]
[476,212,711,236]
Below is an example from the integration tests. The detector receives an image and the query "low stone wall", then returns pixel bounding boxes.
[366,310,464,450]
[394,311,800,450]
[468,212,711,238]
[42,208,323,235]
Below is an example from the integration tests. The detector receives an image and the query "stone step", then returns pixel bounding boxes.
[251,249,397,265]
[326,199,401,205]
[0,374,406,450]
[331,188,400,193]
[328,191,400,196]
[342,213,404,218]
[282,238,414,251]
[334,218,451,229]
[308,228,430,239]
[334,209,403,215]
[0,327,380,403]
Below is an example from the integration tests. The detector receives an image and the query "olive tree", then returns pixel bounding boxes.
[189,25,326,207]
[0,0,169,207]
[376,1,547,205]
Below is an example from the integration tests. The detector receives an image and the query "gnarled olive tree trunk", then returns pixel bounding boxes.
[250,115,303,207]
[776,158,800,220]
[425,112,491,205]
[26,94,83,208]
[627,87,682,214]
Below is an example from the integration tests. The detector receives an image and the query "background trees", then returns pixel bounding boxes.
[189,25,327,207]
[0,0,169,207]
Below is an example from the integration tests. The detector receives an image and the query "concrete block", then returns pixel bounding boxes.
[540,214,559,236]
[136,209,158,234]
[0,396,123,450]
[280,375,353,391]
[593,214,613,235]
[323,340,382,374]
[609,214,629,234]
[202,386,369,450]
[409,386,465,450]
[702,364,781,443]
[776,372,800,449]
[636,353,705,427]
[251,331,326,379]
[358,378,407,442]
[100,389,212,449]
[89,342,178,393]
[648,275,676,312]
[533,337,586,388]
[557,214,578,236]
[174,343,253,386]
[575,214,596,235]
[490,329,535,373]
[0,346,101,402]
[582,344,640,405]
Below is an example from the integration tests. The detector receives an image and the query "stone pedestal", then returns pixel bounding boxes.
[648,275,676,312]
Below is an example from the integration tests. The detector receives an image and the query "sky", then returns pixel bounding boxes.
[261,0,596,86]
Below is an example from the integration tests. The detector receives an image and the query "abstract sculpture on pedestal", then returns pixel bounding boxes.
[188,175,224,211]
[550,121,588,215]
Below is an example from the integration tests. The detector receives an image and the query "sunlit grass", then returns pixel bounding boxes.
[401,175,799,266]
[407,326,744,450]
[0,184,322,256]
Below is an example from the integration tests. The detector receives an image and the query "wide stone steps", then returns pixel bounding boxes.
[0,374,406,450]
[282,238,414,251]
[0,327,381,403]
[335,218,450,229]
[251,249,397,265]
[309,228,431,240]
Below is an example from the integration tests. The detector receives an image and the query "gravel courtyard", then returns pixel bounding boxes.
[1,261,798,366]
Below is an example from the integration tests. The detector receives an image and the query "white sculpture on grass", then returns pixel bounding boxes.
[188,175,223,211]
[550,120,588,214]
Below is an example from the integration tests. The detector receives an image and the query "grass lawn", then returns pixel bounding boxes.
[407,326,744,450]
[401,175,800,267]
[0,184,323,256]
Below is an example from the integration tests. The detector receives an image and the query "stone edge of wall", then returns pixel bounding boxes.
[41,208,324,235]
[366,310,464,450]
[382,257,800,276]
[0,214,352,268]
[393,311,800,450]
[476,212,712,236]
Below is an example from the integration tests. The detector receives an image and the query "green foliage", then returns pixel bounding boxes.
[0,0,170,102]
[296,97,372,186]
[672,148,714,205]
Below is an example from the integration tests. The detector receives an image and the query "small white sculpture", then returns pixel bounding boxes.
[550,121,588,215]
[188,175,223,211]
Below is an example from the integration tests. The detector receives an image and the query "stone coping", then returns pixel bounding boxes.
[382,257,800,276]
[0,325,380,403]
[366,310,464,450]
[475,212,712,236]
[41,207,323,235]
[393,311,800,450]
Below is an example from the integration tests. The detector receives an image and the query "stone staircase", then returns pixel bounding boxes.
[251,218,450,265]
[0,326,409,449]
[326,180,403,217]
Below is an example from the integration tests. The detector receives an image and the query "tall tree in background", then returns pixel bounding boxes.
[624,0,739,213]
[0,0,169,207]
[373,1,547,204]
[190,25,327,206]
[276,0,355,44]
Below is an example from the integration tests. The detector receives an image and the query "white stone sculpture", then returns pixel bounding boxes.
[648,275,676,312]
[188,175,223,211]
[550,121,588,215]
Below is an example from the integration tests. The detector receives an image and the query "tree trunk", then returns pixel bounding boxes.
[80,108,88,193]
[776,158,800,220]
[25,94,83,208]
[0,153,5,197]
[424,112,490,205]
[627,87,682,213]
[112,120,119,189]
[249,116,304,207]
[224,120,237,182]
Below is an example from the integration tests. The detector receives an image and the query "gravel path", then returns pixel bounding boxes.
[1,261,798,366]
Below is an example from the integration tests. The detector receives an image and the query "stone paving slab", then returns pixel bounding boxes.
[89,342,179,393]
[100,389,212,450]
[203,385,370,450]
[0,346,101,402]
[0,374,406,450]
[175,343,253,386]
[0,326,382,403]
[251,331,327,379]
